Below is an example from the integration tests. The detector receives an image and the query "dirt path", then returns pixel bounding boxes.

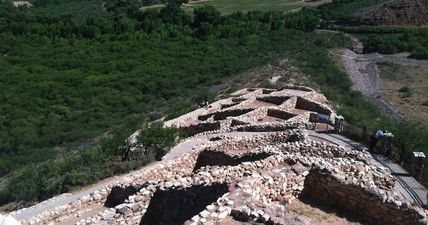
[338,49,409,122]
[328,29,428,122]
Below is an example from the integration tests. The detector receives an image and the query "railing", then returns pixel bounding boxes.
[342,123,368,145]
[342,123,421,179]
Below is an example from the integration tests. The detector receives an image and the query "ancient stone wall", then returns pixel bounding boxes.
[303,167,427,225]
[256,96,290,105]
[278,96,297,111]
[221,102,240,109]
[262,89,276,94]
[213,108,255,121]
[180,122,221,136]
[230,119,249,127]
[267,109,297,120]
[235,122,302,132]
[296,97,332,115]
[280,85,314,92]
[140,183,229,225]
[15,86,428,225]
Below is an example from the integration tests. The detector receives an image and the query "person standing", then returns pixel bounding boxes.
[369,129,384,152]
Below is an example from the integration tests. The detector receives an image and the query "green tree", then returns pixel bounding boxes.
[159,0,190,25]
[193,5,221,28]
[138,123,182,160]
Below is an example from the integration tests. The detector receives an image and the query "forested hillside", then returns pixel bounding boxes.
[0,0,344,206]
[0,0,426,208]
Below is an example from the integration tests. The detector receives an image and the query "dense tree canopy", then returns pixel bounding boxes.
[0,0,350,205]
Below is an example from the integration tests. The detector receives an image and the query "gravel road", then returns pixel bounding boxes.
[334,30,428,122]
[318,29,428,122]
[338,49,420,122]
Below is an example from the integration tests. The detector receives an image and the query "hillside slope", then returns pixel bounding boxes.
[360,0,428,25]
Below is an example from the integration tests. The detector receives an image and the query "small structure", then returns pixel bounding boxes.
[380,133,394,157]
[309,112,331,130]
[334,116,344,134]
[412,152,426,181]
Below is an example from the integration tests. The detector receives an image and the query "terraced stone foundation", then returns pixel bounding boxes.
[14,86,428,225]
[267,109,297,120]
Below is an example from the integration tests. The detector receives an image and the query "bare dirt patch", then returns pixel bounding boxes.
[285,199,363,225]
[210,58,314,95]
[378,62,428,125]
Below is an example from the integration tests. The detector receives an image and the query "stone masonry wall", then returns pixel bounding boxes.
[303,167,427,225]
[267,109,297,120]
[295,97,332,115]
[180,122,221,136]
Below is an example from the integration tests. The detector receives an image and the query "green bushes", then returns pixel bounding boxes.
[360,29,428,58]
[284,7,320,32]
[0,120,149,205]
[410,48,428,59]
[138,123,184,160]
[315,0,428,58]
[0,121,182,205]
[399,86,412,98]
[322,25,428,59]
[327,25,423,34]
[316,0,387,22]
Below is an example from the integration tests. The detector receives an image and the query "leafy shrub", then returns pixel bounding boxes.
[399,86,410,93]
[284,7,320,32]
[138,123,184,160]
[316,0,386,22]
[399,86,412,97]
[360,29,428,56]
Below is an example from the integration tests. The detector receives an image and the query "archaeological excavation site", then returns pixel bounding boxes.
[10,86,428,225]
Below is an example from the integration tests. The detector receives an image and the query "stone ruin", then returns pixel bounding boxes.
[13,86,428,225]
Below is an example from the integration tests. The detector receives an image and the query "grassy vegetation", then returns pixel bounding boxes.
[360,29,428,58]
[185,0,299,15]
[316,0,388,23]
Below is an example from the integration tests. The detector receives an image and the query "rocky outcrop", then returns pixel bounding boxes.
[360,0,428,25]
